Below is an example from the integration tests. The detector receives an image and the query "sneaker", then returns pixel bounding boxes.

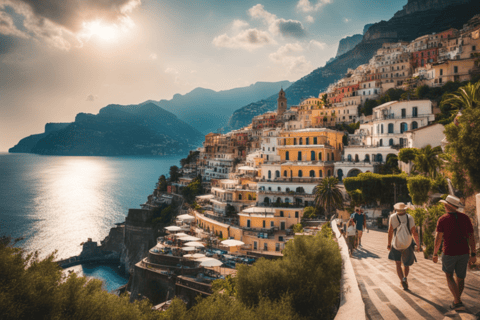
[401,277,408,290]
[450,301,464,310]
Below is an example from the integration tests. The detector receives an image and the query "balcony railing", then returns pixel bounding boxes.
[373,113,432,121]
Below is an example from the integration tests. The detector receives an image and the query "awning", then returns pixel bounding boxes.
[221,239,244,247]
[237,166,257,171]
[184,241,205,247]
[177,214,195,221]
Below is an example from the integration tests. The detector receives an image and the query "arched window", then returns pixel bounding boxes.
[388,123,394,133]
[332,152,335,161]
[238,194,242,200]
[379,139,383,146]
[268,170,272,179]
[411,121,418,130]
[264,197,270,204]
[285,151,289,160]
[248,195,252,200]
[381,124,384,134]
[311,151,315,161]
[355,154,359,162]
[319,152,322,161]
[285,198,290,204]
[319,170,323,177]
[314,137,318,144]
[297,151,302,161]
[299,138,303,145]
[365,154,370,162]
[275,170,280,178]
[306,137,309,145]
[294,138,297,145]
[309,170,315,177]
[347,154,352,161]
[283,170,288,177]
[278,187,281,191]
[400,122,408,133]
[389,138,393,146]
[327,153,330,161]
[377,154,383,162]
[298,170,303,177]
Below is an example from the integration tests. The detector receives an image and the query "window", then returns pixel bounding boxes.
[327,170,331,177]
[454,66,458,74]
[347,154,352,161]
[285,151,289,160]
[379,139,383,146]
[440,69,443,76]
[298,170,303,177]
[278,187,281,191]
[388,123,394,133]
[238,194,242,200]
[332,152,335,161]
[295,211,299,218]
[473,45,476,51]
[327,153,330,161]
[381,124,384,134]
[314,137,317,144]
[319,152,322,161]
[283,170,287,177]
[400,122,408,133]
[389,139,393,146]
[401,108,406,118]
[411,121,418,130]
[247,220,251,228]
[297,151,302,161]
[275,170,280,178]
[299,138,303,145]
[319,170,323,177]
[271,221,274,227]
[254,241,257,250]
[264,243,268,251]
[263,220,266,228]
[412,107,418,117]
[306,137,309,145]
[294,138,297,145]
[310,170,315,177]
[268,170,271,179]
[311,151,315,161]
[280,211,284,217]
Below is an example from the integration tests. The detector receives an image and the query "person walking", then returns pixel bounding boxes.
[346,218,356,257]
[387,202,421,290]
[353,207,367,247]
[432,195,477,310]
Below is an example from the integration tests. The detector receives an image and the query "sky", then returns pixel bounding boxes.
[0,0,407,151]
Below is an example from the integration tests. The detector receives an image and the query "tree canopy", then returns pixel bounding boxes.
[314,177,343,218]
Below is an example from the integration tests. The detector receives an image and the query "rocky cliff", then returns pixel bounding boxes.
[224,0,480,132]
[335,34,363,58]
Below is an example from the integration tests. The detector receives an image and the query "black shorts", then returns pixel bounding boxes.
[388,243,416,267]
[442,254,469,279]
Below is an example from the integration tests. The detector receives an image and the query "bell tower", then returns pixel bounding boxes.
[277,88,287,116]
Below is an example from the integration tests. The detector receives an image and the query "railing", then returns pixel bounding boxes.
[372,113,432,121]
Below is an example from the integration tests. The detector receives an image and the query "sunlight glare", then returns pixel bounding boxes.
[83,20,119,42]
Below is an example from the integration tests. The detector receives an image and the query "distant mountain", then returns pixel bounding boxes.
[335,34,363,58]
[10,103,203,156]
[148,80,291,134]
[9,123,70,153]
[225,0,480,132]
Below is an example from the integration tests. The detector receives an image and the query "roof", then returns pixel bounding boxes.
[195,213,230,229]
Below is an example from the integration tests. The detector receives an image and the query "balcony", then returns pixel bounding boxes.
[373,113,431,121]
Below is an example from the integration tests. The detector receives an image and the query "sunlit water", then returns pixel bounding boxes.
[0,153,182,291]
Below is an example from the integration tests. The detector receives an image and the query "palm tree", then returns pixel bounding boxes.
[441,81,480,110]
[314,177,344,219]
[412,145,443,178]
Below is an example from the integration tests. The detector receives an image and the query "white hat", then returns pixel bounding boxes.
[393,202,407,212]
[439,195,464,211]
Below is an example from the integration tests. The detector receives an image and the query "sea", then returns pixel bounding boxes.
[0,152,182,292]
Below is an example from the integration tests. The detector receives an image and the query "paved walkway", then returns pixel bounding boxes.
[350,229,480,320]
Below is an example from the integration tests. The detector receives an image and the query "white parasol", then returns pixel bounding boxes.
[199,258,223,267]
[184,241,205,247]
[221,239,244,247]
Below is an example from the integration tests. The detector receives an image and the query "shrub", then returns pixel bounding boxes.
[423,204,445,258]
[407,176,432,205]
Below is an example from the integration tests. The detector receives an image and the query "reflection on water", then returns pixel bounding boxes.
[0,153,181,260]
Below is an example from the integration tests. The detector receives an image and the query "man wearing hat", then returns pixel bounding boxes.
[387,202,421,290]
[433,195,476,310]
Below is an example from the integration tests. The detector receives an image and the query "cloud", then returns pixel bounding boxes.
[305,15,314,23]
[343,18,350,23]
[296,0,332,13]
[0,10,29,38]
[86,94,97,101]
[308,39,326,50]
[213,28,275,51]
[232,19,249,31]
[269,43,312,74]
[248,4,306,39]
[149,53,157,60]
[0,0,140,50]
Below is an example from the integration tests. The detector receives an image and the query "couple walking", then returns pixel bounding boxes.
[387,196,476,310]
[346,207,367,256]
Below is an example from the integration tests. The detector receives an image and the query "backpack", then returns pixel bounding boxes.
[393,214,412,250]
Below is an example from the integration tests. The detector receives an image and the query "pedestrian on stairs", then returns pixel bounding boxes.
[433,195,477,310]
[387,202,421,290]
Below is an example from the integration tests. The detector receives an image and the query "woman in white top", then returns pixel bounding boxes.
[346,218,357,256]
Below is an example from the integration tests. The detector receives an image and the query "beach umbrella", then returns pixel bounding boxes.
[182,247,196,251]
[191,253,206,258]
[183,254,194,258]
[179,235,201,241]
[165,226,182,231]
[173,232,188,237]
[221,239,244,247]
[199,258,223,267]
[177,214,195,221]
[184,241,205,247]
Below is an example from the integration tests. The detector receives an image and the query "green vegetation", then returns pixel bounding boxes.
[302,206,317,219]
[360,88,405,116]
[0,237,160,320]
[314,177,344,219]
[343,173,410,207]
[180,151,200,168]
[443,80,480,193]
[335,122,360,134]
[151,205,175,225]
[157,175,168,192]
[379,154,400,174]
[292,223,304,233]
[412,145,444,178]
[407,208,427,246]
[398,148,419,163]
[423,204,446,257]
[169,165,181,182]
[181,175,203,203]
[406,176,432,205]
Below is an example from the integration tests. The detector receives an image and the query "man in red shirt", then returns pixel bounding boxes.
[433,195,477,310]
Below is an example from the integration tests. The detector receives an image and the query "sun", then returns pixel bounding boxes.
[82,20,119,42]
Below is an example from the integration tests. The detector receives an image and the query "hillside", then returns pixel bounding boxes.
[11,103,203,156]
[224,0,480,132]
[149,80,291,134]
